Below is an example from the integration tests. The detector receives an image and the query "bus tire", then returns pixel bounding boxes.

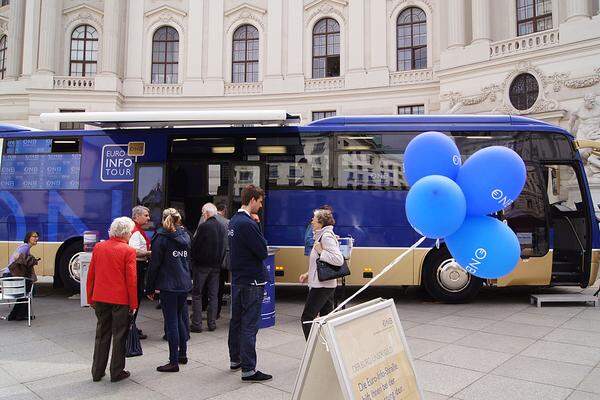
[422,248,482,303]
[58,240,83,293]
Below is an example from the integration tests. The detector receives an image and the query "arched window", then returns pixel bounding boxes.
[517,0,552,36]
[509,73,539,110]
[69,25,98,77]
[151,26,179,84]
[0,35,6,79]
[312,18,340,78]
[396,7,426,71]
[232,25,259,83]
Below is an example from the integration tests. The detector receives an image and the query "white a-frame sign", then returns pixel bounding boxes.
[292,298,423,400]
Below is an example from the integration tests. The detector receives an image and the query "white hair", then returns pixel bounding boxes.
[132,205,150,219]
[109,217,135,239]
[202,202,218,217]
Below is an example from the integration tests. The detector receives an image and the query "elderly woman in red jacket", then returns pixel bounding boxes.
[86,217,138,383]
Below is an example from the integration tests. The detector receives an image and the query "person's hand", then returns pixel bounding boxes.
[89,302,95,309]
[129,308,137,315]
[146,293,155,301]
[314,243,323,254]
[299,273,308,284]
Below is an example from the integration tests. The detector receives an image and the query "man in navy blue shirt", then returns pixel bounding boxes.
[227,185,272,382]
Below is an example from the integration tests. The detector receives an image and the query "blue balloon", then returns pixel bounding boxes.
[405,175,466,239]
[456,146,526,216]
[445,216,520,279]
[404,131,462,186]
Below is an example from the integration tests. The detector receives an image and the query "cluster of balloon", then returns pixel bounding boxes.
[403,131,526,279]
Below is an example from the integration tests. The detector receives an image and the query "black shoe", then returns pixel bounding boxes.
[230,363,241,371]
[208,325,216,332]
[162,334,167,341]
[138,332,148,340]
[155,303,162,310]
[242,371,273,382]
[110,370,130,382]
[157,363,179,372]
[178,357,188,365]
[92,372,105,382]
[190,326,202,333]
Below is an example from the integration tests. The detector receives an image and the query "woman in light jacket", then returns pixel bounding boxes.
[299,209,344,340]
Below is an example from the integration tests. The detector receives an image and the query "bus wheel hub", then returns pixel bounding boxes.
[437,259,470,292]
[68,252,85,283]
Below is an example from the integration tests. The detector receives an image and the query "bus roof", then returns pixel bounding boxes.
[39,110,301,128]
[307,114,553,127]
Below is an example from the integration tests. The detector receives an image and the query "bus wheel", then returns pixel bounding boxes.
[422,249,482,303]
[58,241,83,292]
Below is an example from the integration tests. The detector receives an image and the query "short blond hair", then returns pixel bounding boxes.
[314,209,335,227]
[162,208,182,232]
[109,217,135,239]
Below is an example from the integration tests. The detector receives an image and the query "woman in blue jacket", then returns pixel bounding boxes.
[146,208,192,373]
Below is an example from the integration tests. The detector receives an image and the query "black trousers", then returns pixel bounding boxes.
[300,287,335,340]
[217,269,228,318]
[7,279,33,321]
[91,302,130,380]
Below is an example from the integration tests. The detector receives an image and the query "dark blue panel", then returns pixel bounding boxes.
[265,190,423,247]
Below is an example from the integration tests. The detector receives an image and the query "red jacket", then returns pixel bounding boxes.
[86,237,138,309]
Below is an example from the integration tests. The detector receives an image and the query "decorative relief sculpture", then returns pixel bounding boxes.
[569,93,600,180]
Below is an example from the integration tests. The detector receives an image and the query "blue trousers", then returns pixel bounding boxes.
[227,284,263,374]
[160,291,188,364]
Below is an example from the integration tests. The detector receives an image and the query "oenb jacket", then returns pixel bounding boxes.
[146,227,192,293]
[229,211,268,285]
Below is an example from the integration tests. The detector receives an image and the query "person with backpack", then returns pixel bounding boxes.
[145,208,192,373]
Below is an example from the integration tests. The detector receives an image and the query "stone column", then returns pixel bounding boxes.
[285,0,303,91]
[347,0,365,72]
[565,0,591,21]
[266,0,282,78]
[447,0,466,49]
[367,0,388,86]
[5,0,26,78]
[123,0,144,94]
[471,0,491,44]
[21,0,39,77]
[100,0,121,76]
[186,0,203,80]
[205,0,224,93]
[37,0,59,74]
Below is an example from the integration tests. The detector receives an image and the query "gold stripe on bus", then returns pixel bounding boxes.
[0,241,63,276]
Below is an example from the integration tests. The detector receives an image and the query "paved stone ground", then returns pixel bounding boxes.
[3,283,600,400]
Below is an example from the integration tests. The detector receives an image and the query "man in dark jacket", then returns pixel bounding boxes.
[190,203,226,332]
[227,185,271,382]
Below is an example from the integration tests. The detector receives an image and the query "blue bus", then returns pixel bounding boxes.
[0,111,597,302]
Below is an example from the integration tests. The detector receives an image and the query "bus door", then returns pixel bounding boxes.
[229,162,266,223]
[133,163,166,233]
[544,163,590,285]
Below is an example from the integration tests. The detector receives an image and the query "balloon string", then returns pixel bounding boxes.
[330,236,427,314]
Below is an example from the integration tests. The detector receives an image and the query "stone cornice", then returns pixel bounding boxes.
[304,0,348,11]
[225,3,267,17]
[144,5,187,19]
[62,4,104,17]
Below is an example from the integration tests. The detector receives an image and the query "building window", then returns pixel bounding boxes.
[151,26,179,84]
[232,25,259,83]
[0,35,6,79]
[398,105,425,115]
[59,109,85,130]
[396,7,427,71]
[312,18,340,78]
[517,0,552,36]
[312,110,336,121]
[69,25,98,77]
[509,73,539,110]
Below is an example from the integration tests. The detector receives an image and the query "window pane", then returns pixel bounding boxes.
[326,56,340,77]
[312,58,325,78]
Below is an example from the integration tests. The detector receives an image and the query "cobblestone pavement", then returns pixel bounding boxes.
[2,284,600,400]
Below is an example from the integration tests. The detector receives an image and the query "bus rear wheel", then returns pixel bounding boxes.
[422,249,482,303]
[58,240,83,293]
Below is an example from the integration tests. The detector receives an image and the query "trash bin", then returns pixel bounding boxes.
[260,247,279,329]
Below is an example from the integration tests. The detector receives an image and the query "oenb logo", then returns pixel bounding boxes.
[172,250,188,257]
[464,247,487,274]
[490,189,513,208]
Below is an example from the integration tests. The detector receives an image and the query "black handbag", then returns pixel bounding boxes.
[125,319,143,358]
[315,234,351,282]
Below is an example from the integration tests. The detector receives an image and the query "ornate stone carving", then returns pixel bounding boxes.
[305,1,347,25]
[224,82,263,95]
[144,6,187,35]
[388,0,434,19]
[442,62,563,115]
[63,5,104,33]
[225,4,266,33]
[569,94,600,180]
[389,69,436,86]
[546,67,600,91]
[305,77,345,91]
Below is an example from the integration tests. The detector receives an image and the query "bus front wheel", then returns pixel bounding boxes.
[58,240,83,293]
[422,249,482,303]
